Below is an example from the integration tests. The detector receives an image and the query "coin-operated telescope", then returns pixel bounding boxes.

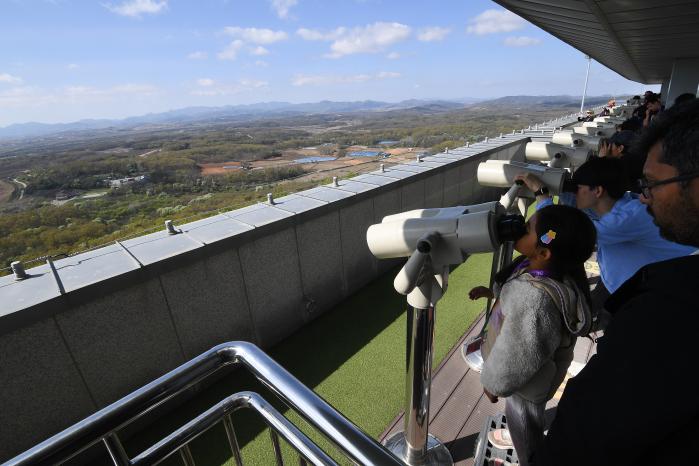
[476,159,570,194]
[367,202,525,466]
[525,141,592,169]
[552,129,601,151]
[593,116,625,125]
[573,124,616,138]
[613,104,635,118]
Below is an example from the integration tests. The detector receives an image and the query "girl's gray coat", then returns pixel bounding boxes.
[481,272,592,404]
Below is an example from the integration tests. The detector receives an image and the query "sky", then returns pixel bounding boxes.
[0,0,658,127]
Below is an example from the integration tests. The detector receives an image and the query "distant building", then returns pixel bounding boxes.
[55,190,78,201]
[107,175,147,188]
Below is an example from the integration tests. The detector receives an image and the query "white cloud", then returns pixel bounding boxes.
[321,22,411,58]
[503,36,541,47]
[417,26,450,42]
[386,52,400,60]
[0,73,23,84]
[297,23,410,57]
[67,63,79,70]
[217,40,244,60]
[255,60,269,67]
[62,84,158,97]
[292,71,400,86]
[377,71,401,79]
[197,78,215,87]
[250,46,270,56]
[270,0,297,19]
[16,83,156,105]
[190,79,268,96]
[187,51,208,60]
[223,27,288,44]
[466,9,525,35]
[105,0,168,18]
[296,27,346,41]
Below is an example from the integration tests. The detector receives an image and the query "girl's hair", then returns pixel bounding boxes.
[495,205,597,305]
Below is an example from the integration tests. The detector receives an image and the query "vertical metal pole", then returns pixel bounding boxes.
[580,55,592,114]
[103,434,130,466]
[223,415,244,466]
[403,304,436,463]
[270,430,284,466]
[179,445,196,466]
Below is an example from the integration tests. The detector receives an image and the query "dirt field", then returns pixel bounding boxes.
[0,179,15,204]
[199,161,245,175]
[197,146,427,179]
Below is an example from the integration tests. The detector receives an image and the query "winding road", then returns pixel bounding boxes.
[12,178,27,200]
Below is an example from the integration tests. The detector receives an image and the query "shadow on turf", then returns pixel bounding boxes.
[90,267,408,466]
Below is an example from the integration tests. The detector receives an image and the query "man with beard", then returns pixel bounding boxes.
[538,99,699,465]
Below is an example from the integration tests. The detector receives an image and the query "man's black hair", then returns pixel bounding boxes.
[644,93,661,104]
[619,117,642,132]
[633,98,699,176]
[673,93,696,107]
[572,157,630,199]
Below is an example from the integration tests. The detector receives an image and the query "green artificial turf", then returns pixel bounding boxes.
[122,253,493,466]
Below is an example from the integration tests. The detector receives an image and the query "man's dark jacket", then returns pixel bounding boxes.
[538,254,699,466]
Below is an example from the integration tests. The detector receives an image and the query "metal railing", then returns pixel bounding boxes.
[5,341,404,466]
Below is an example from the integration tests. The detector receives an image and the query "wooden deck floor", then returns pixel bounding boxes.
[380,313,599,466]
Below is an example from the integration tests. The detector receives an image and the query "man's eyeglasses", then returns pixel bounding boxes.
[636,172,699,198]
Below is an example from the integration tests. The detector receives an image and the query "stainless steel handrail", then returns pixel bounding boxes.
[5,341,404,466]
[130,391,337,466]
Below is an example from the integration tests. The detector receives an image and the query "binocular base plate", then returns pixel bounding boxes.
[461,337,484,373]
[383,432,453,466]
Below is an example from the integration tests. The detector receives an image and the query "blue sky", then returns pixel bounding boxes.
[0,0,657,126]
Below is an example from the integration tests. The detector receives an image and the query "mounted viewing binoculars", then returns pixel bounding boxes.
[525,142,591,168]
[367,202,525,266]
[367,201,525,465]
[552,129,600,151]
[476,159,570,194]
[573,124,616,138]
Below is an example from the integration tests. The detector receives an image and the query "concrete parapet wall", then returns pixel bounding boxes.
[0,127,572,461]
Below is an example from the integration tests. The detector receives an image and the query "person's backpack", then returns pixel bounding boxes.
[527,275,593,337]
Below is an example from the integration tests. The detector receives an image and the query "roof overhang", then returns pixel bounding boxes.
[493,0,699,84]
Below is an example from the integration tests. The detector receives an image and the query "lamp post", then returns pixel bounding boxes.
[580,55,592,114]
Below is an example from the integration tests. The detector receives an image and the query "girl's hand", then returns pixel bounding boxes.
[469,286,494,300]
[598,141,610,157]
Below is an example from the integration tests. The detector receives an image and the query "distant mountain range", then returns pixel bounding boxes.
[0,95,613,140]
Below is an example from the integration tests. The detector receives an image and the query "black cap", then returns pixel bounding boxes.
[568,157,629,198]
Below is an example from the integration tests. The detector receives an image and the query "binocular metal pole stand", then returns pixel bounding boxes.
[383,233,454,466]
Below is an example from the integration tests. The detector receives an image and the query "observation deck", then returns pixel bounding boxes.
[0,114,583,463]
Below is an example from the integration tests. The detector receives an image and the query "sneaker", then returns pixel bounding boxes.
[487,428,514,450]
[489,459,518,466]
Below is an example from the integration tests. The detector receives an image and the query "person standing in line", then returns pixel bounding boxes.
[537,98,699,466]
[470,205,595,466]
